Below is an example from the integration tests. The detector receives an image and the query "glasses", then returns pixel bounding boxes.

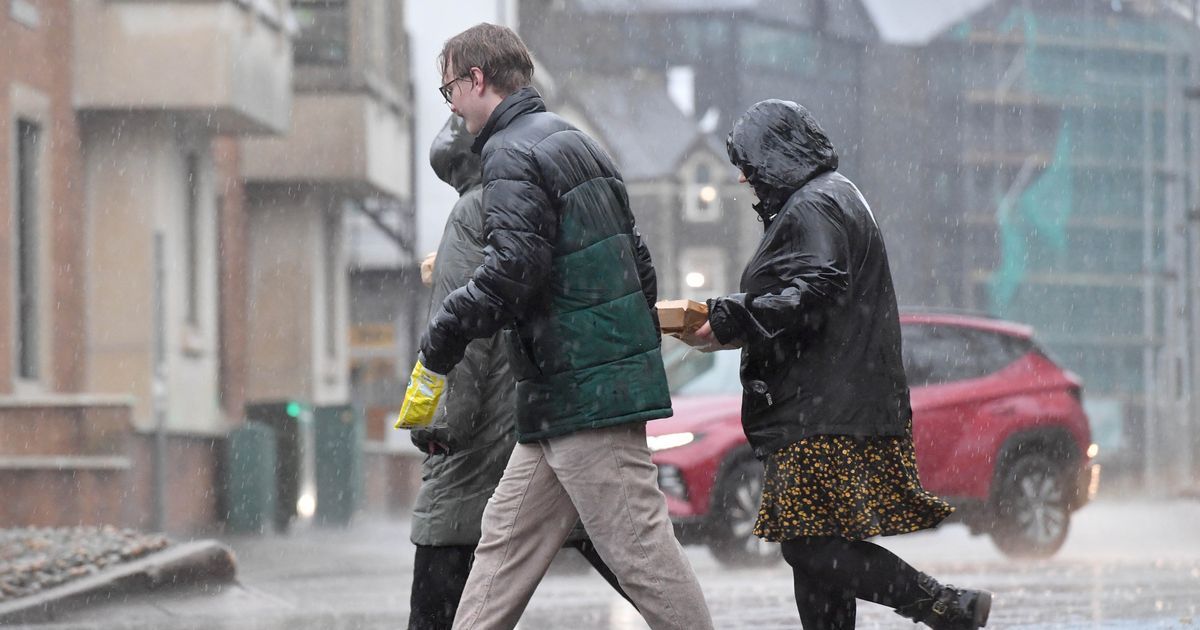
[439,72,472,104]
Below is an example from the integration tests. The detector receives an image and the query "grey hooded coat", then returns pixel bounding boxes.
[409,117,516,547]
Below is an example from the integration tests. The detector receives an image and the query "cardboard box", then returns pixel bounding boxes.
[656,299,709,335]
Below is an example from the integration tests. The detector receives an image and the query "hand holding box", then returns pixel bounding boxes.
[655,299,709,336]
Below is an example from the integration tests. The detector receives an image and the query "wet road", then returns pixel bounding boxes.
[16,499,1200,629]
[523,499,1200,629]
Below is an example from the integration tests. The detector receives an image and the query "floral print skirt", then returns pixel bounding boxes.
[754,424,953,542]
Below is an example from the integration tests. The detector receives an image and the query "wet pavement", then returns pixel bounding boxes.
[9,498,1200,629]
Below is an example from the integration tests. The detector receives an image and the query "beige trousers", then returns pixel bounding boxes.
[451,422,713,630]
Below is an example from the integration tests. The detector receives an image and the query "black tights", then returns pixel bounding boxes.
[780,536,925,630]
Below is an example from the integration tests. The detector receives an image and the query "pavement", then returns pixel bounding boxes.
[4,497,1200,629]
[0,540,235,625]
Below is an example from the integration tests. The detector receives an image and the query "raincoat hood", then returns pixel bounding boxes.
[430,115,482,194]
[726,99,839,221]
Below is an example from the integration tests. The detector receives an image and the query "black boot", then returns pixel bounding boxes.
[894,573,992,630]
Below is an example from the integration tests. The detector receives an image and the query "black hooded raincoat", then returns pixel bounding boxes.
[708,100,911,459]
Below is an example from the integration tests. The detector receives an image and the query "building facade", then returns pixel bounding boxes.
[241,0,419,521]
[1,0,419,532]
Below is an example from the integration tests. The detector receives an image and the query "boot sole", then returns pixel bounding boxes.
[973,590,993,627]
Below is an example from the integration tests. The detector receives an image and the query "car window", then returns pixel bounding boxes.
[670,347,744,396]
[901,323,1030,386]
[665,323,1031,392]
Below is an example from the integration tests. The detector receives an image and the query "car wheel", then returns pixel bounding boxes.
[707,458,781,568]
[990,452,1072,558]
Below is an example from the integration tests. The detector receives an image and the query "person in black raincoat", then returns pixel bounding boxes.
[689,100,992,630]
[407,115,630,630]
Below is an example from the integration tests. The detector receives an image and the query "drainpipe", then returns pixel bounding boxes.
[152,232,168,532]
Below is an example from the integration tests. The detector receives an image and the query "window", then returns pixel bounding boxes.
[366,1,394,80]
[739,23,814,76]
[184,153,200,327]
[901,324,1031,386]
[678,247,726,303]
[685,162,722,222]
[215,194,227,406]
[15,119,41,380]
[324,212,341,359]
[293,0,349,66]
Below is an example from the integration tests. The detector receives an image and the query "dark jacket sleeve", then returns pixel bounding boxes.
[422,191,488,446]
[631,225,659,329]
[421,147,557,374]
[707,197,850,346]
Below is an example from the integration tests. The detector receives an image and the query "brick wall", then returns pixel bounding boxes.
[213,137,249,424]
[0,1,85,394]
[124,433,224,534]
[0,400,134,528]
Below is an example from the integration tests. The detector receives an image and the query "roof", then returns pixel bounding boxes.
[563,74,724,181]
[859,0,996,45]
[899,311,1035,339]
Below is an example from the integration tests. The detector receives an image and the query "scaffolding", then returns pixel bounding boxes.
[952,0,1199,489]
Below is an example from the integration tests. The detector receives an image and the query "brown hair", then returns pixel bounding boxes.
[439,23,534,96]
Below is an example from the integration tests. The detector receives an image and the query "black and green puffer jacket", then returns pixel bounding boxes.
[421,87,671,442]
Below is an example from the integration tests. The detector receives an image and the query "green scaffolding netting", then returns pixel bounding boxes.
[990,117,1074,318]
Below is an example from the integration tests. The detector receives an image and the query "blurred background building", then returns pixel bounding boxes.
[0,0,420,534]
[520,0,1200,492]
[1,0,1198,536]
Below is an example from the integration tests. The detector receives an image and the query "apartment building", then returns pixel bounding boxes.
[2,0,417,532]
[241,0,416,523]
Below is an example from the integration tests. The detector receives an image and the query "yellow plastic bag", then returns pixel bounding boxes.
[394,360,447,429]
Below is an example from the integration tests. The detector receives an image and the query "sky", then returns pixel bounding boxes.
[406,1,516,255]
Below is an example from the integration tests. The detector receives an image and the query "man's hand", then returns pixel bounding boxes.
[410,426,456,456]
[676,321,742,352]
[394,357,447,429]
[420,252,437,287]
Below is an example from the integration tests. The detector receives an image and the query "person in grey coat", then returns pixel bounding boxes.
[406,115,627,630]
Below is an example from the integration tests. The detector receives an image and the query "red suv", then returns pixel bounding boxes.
[650,312,1099,566]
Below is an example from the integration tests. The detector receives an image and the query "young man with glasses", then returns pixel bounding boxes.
[397,22,713,630]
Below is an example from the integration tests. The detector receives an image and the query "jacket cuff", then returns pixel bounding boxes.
[707,295,747,346]
[419,330,459,375]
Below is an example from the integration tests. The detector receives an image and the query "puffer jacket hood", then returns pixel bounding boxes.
[430,115,482,194]
[727,99,839,222]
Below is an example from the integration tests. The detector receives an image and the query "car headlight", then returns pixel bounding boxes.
[647,432,698,452]
[657,464,688,499]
